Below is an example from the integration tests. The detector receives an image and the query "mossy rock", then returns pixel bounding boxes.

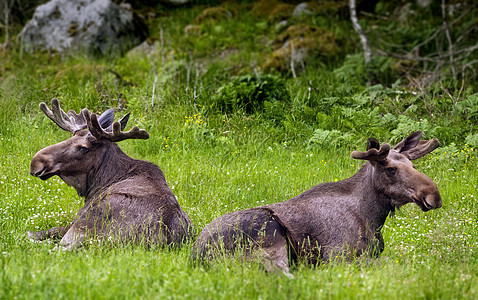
[251,0,294,21]
[263,24,339,71]
[184,24,202,36]
[269,3,295,21]
[194,7,232,24]
[312,1,349,16]
[391,58,416,74]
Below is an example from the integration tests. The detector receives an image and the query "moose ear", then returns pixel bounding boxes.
[118,112,130,131]
[393,131,422,153]
[97,108,115,129]
[402,138,440,160]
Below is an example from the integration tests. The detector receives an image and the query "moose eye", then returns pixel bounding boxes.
[77,146,89,154]
[386,167,396,175]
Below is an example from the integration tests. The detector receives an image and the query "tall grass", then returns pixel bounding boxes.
[1,101,477,299]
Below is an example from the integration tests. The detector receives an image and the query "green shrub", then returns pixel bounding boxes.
[456,94,478,120]
[333,54,365,85]
[465,133,478,148]
[390,115,438,143]
[333,54,397,86]
[211,74,289,114]
[309,128,355,148]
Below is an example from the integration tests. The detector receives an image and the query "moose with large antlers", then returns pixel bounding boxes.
[29,98,193,249]
[192,131,442,275]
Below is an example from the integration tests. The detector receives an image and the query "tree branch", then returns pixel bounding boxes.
[442,0,456,78]
[349,0,371,64]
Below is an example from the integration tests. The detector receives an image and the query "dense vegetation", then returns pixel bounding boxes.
[1,1,477,299]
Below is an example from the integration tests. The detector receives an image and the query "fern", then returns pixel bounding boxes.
[456,94,478,120]
[391,115,438,143]
[309,129,355,148]
[465,133,478,148]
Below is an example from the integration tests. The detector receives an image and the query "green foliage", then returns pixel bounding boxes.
[369,1,478,87]
[333,54,397,86]
[456,94,478,120]
[390,115,438,142]
[333,54,366,85]
[308,128,354,148]
[211,74,289,114]
[465,133,478,148]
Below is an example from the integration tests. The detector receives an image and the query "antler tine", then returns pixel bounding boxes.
[40,98,74,132]
[40,98,86,133]
[111,122,150,142]
[83,109,149,142]
[82,109,108,140]
[67,109,87,130]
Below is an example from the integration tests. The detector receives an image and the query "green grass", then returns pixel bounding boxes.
[1,107,477,299]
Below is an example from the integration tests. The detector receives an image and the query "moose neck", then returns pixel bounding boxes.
[343,163,395,231]
[80,143,136,199]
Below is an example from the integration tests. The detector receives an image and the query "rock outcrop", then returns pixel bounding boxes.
[19,0,147,56]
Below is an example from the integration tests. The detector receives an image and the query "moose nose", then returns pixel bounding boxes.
[422,192,442,210]
[31,167,46,177]
[30,151,48,177]
[431,193,442,209]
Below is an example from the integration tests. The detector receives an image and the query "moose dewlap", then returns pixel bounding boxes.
[29,98,193,249]
[192,131,442,275]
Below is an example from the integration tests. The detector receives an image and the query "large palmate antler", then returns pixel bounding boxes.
[82,108,149,142]
[40,98,87,133]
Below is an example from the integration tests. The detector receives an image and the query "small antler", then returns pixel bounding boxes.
[40,98,86,133]
[351,141,391,161]
[82,109,149,142]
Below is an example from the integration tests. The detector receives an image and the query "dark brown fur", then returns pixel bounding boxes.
[192,131,442,275]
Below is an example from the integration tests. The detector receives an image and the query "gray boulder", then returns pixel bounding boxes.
[19,0,147,56]
[416,0,433,8]
[292,3,315,18]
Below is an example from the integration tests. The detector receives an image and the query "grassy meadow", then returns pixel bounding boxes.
[1,1,478,299]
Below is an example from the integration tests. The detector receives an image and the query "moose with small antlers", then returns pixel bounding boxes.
[192,131,442,275]
[29,98,193,249]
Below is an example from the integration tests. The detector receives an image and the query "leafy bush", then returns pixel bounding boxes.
[390,115,438,143]
[333,54,366,85]
[211,74,289,114]
[465,133,478,148]
[456,94,478,120]
[309,128,355,148]
[333,54,397,86]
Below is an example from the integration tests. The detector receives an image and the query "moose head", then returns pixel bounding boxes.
[351,131,442,211]
[30,98,148,196]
